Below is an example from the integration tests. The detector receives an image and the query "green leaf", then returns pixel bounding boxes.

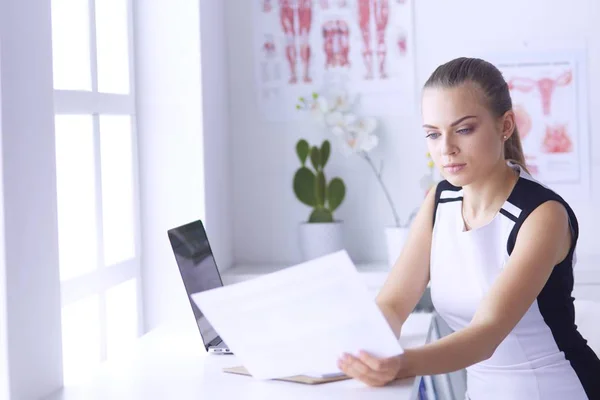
[320,140,331,168]
[293,167,316,206]
[310,146,320,170]
[296,140,310,165]
[316,170,326,207]
[327,178,345,212]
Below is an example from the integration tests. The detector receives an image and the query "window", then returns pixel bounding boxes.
[51,0,141,385]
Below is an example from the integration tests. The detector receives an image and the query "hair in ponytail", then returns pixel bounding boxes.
[504,125,528,172]
[424,57,529,173]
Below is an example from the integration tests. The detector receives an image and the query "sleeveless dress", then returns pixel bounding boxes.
[430,161,600,400]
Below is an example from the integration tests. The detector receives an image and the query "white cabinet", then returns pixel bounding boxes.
[573,256,600,302]
[573,285,600,302]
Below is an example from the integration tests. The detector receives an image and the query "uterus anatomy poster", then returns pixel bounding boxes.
[490,50,590,189]
[254,0,416,121]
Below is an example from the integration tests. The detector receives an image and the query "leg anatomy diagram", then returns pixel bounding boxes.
[264,0,313,84]
[358,0,389,79]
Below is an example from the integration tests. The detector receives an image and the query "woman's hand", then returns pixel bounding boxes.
[337,351,412,387]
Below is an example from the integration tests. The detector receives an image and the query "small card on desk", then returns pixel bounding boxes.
[222,365,351,385]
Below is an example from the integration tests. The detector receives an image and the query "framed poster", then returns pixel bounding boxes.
[486,49,590,194]
[254,0,417,121]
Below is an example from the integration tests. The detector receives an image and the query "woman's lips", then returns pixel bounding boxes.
[443,163,466,174]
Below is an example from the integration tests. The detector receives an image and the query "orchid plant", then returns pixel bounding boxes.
[297,87,411,228]
[297,85,440,228]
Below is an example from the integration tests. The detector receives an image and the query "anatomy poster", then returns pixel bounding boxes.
[254,0,416,121]
[490,50,590,187]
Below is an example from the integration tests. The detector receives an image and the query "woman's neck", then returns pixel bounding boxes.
[462,161,519,222]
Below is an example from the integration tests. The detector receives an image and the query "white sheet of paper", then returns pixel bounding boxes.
[190,250,403,380]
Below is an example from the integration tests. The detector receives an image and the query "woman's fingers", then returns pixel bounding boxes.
[338,361,386,387]
[337,353,389,387]
[357,350,394,372]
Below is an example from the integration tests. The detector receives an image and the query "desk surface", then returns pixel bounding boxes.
[46,313,433,400]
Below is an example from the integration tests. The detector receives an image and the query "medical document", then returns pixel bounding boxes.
[190,250,404,380]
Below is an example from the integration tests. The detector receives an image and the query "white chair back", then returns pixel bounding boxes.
[574,299,600,356]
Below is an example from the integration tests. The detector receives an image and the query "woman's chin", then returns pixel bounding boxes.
[442,173,472,188]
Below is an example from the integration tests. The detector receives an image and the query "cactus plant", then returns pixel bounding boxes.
[293,139,346,223]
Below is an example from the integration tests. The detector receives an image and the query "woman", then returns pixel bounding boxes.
[337,57,600,399]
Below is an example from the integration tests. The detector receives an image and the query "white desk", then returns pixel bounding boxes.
[46,313,434,400]
[222,255,600,302]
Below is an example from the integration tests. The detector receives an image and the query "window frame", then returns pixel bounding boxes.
[52,0,143,374]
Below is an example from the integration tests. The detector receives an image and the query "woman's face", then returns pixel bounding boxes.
[421,83,510,187]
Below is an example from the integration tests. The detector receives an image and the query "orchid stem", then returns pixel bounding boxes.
[362,152,401,228]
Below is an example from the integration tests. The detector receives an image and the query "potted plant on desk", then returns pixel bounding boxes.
[294,138,346,261]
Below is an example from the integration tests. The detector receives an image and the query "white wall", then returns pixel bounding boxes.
[136,0,232,331]
[0,0,64,398]
[136,0,204,330]
[199,1,233,273]
[226,0,600,265]
[0,37,8,400]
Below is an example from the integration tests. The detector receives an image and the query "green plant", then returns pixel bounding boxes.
[293,139,346,223]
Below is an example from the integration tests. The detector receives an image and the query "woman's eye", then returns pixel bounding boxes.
[457,127,472,134]
[426,132,440,139]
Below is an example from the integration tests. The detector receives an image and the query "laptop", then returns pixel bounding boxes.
[167,219,233,355]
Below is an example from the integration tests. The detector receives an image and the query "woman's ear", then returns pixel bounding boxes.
[501,110,516,139]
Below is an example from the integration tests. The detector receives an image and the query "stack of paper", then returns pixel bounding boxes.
[191,250,403,380]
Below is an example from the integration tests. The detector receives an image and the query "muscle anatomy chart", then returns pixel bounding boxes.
[494,53,589,185]
[358,0,389,79]
[255,0,415,121]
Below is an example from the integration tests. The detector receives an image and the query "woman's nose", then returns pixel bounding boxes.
[441,136,458,156]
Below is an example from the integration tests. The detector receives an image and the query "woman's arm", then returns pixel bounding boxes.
[339,200,573,386]
[398,200,572,377]
[375,184,438,338]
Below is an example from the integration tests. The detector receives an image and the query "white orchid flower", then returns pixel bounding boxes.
[348,117,379,152]
[316,96,330,113]
[354,116,377,135]
[324,111,343,126]
[307,96,329,124]
[319,83,355,113]
[325,111,357,129]
[357,131,379,152]
[333,116,379,155]
[329,91,353,112]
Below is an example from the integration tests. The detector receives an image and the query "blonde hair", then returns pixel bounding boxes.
[424,57,529,173]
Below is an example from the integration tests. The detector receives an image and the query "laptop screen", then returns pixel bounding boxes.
[168,220,223,347]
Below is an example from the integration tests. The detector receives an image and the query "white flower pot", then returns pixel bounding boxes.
[385,226,410,268]
[299,221,344,261]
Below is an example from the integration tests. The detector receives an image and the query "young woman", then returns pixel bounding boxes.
[337,57,600,399]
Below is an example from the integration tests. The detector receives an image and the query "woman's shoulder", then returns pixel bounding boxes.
[509,174,574,216]
[507,174,579,255]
